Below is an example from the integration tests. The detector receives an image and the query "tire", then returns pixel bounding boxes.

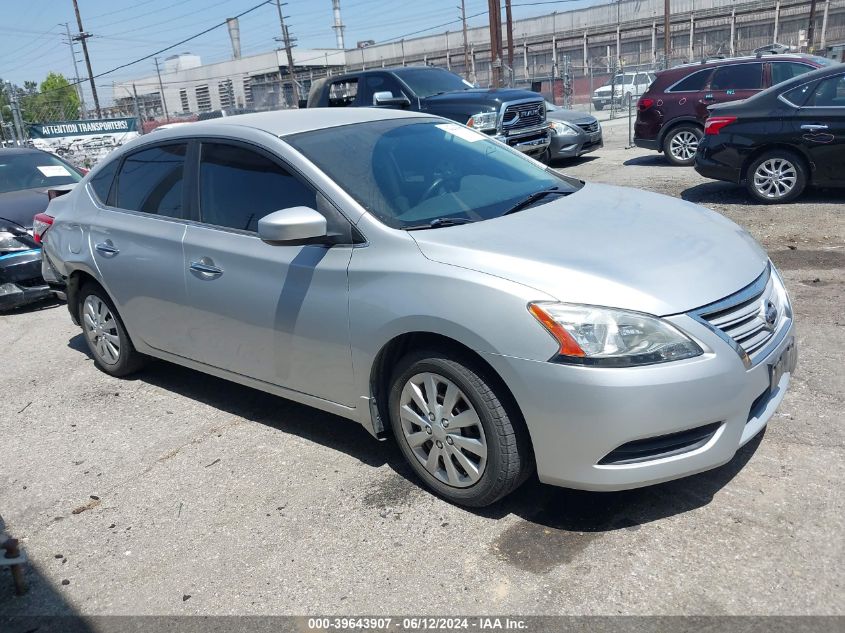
[744,150,807,204]
[662,124,703,166]
[537,148,551,165]
[78,283,146,377]
[388,349,532,507]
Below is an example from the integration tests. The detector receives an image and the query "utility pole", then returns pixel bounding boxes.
[154,58,170,122]
[505,0,514,84]
[71,0,100,118]
[275,0,299,107]
[132,84,143,131]
[807,0,818,52]
[487,0,503,87]
[663,0,671,63]
[460,1,470,80]
[62,22,86,118]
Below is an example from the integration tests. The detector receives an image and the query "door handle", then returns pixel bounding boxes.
[801,124,829,132]
[189,259,224,278]
[94,241,119,256]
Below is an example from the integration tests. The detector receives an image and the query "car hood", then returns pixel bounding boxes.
[547,110,598,125]
[409,183,768,316]
[0,187,52,230]
[423,88,544,111]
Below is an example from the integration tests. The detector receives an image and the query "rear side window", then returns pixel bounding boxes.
[806,74,845,107]
[668,69,711,92]
[771,62,816,86]
[710,63,763,90]
[89,159,118,204]
[114,144,187,217]
[328,79,358,107]
[198,143,317,232]
[782,83,815,106]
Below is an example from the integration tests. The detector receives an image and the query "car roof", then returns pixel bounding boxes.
[0,147,47,156]
[666,53,826,73]
[151,107,432,138]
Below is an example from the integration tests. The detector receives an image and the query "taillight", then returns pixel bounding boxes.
[704,116,737,135]
[32,213,54,245]
[637,97,655,111]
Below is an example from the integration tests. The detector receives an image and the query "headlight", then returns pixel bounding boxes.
[550,121,578,136]
[466,111,497,132]
[0,231,32,253]
[528,302,703,367]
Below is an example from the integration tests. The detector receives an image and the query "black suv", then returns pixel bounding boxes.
[306,66,551,161]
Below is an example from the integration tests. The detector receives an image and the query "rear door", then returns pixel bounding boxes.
[179,140,356,405]
[792,72,845,185]
[704,62,764,109]
[87,142,191,353]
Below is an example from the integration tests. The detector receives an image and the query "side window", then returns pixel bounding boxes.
[710,63,763,90]
[771,62,816,86]
[114,144,186,217]
[782,82,815,106]
[361,75,405,105]
[669,69,712,92]
[328,79,358,107]
[198,143,317,232]
[807,74,845,107]
[89,158,118,205]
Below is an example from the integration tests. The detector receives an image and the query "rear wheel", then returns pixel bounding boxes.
[745,150,807,204]
[388,350,531,507]
[663,124,702,166]
[78,283,146,377]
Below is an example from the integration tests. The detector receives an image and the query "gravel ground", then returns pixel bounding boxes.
[1,118,842,617]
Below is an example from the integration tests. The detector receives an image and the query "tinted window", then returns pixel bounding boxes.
[807,74,845,107]
[89,159,118,204]
[328,79,358,107]
[669,69,711,92]
[115,144,186,216]
[199,143,316,232]
[0,152,81,195]
[710,63,763,90]
[782,82,815,106]
[361,74,406,105]
[393,68,473,98]
[771,62,815,86]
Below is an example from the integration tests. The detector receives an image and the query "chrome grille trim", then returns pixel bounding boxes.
[501,99,546,131]
[576,121,600,134]
[688,263,792,368]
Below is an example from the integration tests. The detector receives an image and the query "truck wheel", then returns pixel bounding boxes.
[663,124,702,166]
[388,349,532,507]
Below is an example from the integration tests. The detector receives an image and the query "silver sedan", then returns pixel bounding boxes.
[40,108,796,507]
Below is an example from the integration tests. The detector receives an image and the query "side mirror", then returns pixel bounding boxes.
[373,91,411,107]
[258,207,327,244]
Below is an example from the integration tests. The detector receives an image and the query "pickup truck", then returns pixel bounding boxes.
[306,66,551,161]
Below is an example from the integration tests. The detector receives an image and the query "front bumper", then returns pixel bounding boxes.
[550,130,603,159]
[0,248,52,310]
[483,315,796,491]
[494,126,551,157]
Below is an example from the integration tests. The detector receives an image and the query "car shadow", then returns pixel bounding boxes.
[1,297,63,315]
[550,155,600,168]
[683,181,845,205]
[622,154,676,167]
[67,332,766,537]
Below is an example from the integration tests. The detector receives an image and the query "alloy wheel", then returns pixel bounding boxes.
[669,130,699,161]
[752,158,797,200]
[82,295,121,365]
[398,372,488,488]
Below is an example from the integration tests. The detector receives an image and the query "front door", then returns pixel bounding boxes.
[793,72,845,185]
[179,140,356,406]
[87,142,190,353]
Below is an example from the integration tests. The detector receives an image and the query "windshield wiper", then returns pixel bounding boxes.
[403,217,476,231]
[501,186,570,216]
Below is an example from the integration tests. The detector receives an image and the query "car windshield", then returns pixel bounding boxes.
[0,152,81,194]
[285,119,582,229]
[394,68,474,98]
[605,73,636,86]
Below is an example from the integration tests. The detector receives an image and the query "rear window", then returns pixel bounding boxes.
[668,69,711,92]
[0,152,81,194]
[328,79,358,107]
[710,63,763,90]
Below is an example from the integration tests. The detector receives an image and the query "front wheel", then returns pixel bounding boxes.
[745,150,807,204]
[78,283,146,377]
[663,124,702,166]
[388,350,531,507]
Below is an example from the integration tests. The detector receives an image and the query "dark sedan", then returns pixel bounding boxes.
[0,148,83,309]
[545,102,603,161]
[695,63,845,203]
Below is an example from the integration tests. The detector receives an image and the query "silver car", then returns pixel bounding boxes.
[40,109,796,507]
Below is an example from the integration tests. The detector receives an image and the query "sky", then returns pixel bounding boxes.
[0,0,604,108]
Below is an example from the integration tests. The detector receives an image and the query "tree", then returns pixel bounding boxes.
[20,72,81,123]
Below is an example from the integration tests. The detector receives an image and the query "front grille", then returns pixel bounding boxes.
[696,267,786,365]
[598,422,722,465]
[576,121,599,134]
[502,101,545,131]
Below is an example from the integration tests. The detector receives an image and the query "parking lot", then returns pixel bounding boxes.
[1,116,843,617]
